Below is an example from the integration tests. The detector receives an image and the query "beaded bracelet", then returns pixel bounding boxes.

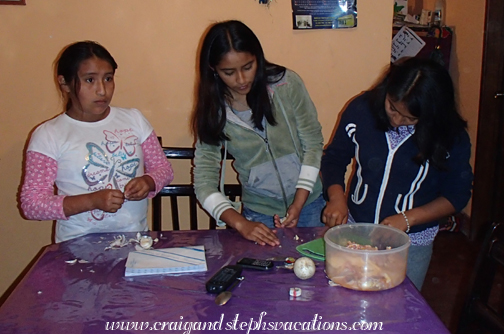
[400,211,410,233]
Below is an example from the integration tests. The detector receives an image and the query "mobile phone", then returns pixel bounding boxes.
[236,258,273,271]
[205,265,243,294]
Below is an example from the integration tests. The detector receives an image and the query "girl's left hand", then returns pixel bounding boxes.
[380,214,408,232]
[124,175,155,201]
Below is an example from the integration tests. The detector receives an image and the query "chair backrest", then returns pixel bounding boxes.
[457,222,504,333]
[152,146,241,231]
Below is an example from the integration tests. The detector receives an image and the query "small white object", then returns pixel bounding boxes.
[139,236,153,249]
[293,257,316,280]
[328,280,339,287]
[404,14,419,24]
[289,287,302,297]
[105,235,129,250]
[419,9,433,26]
[65,259,77,264]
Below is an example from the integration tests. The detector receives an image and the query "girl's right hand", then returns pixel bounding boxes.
[322,199,348,227]
[234,220,280,247]
[322,184,348,227]
[219,208,280,246]
[92,189,125,213]
[63,189,125,217]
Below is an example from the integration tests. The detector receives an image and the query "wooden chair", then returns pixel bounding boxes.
[151,146,241,231]
[457,222,504,333]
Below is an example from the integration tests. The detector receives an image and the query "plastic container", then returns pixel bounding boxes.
[324,223,410,291]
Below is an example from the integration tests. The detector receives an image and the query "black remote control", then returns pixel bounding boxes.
[236,258,273,270]
[205,265,243,294]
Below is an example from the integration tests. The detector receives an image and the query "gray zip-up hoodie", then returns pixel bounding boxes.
[194,70,323,222]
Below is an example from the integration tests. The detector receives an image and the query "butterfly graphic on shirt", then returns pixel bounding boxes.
[82,142,140,220]
[103,130,138,156]
[82,142,140,188]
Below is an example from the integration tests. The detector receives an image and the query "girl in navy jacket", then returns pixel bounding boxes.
[321,57,473,290]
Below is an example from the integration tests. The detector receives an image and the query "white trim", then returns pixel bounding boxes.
[202,192,234,221]
[402,162,429,211]
[374,131,413,224]
[348,123,367,205]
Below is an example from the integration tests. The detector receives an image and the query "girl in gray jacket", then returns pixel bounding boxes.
[192,20,324,246]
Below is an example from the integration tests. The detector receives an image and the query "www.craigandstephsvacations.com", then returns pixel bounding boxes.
[105,312,384,332]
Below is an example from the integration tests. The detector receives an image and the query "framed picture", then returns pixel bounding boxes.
[0,0,26,5]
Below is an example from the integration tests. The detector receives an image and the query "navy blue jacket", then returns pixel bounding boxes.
[321,93,473,233]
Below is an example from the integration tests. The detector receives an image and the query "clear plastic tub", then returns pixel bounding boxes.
[324,223,411,291]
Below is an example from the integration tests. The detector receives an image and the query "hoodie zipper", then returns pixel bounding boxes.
[227,113,290,212]
[263,126,289,211]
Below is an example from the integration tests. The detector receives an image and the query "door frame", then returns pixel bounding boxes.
[469,0,504,240]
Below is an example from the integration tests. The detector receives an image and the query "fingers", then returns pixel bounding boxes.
[322,209,345,227]
[252,227,279,246]
[124,178,150,200]
[273,214,283,228]
[282,219,297,228]
[379,214,406,231]
[274,213,298,228]
[238,221,280,247]
[98,190,124,213]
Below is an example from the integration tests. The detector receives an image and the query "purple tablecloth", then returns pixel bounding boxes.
[0,227,449,333]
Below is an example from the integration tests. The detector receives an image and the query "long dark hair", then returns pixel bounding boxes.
[56,41,117,111]
[370,57,467,168]
[192,20,286,146]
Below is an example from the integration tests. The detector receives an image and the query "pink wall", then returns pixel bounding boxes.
[0,0,484,297]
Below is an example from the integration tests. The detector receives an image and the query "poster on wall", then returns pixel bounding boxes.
[291,0,357,29]
[391,26,426,63]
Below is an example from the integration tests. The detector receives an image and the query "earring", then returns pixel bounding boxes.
[213,72,219,79]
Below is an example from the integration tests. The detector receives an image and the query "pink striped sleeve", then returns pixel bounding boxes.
[20,151,67,220]
[142,131,174,198]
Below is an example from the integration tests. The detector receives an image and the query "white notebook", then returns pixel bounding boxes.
[124,245,207,277]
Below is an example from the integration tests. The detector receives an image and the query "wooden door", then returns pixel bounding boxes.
[469,0,504,240]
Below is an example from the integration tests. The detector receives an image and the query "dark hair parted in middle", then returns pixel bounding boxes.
[370,57,467,168]
[56,40,118,111]
[192,20,286,146]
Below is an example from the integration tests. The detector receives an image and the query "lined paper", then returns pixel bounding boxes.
[125,245,207,277]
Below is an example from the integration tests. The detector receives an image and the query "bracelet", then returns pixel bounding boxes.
[400,211,410,233]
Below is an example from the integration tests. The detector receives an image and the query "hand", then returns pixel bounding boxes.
[273,204,301,228]
[380,214,408,232]
[273,214,286,228]
[234,220,280,247]
[124,175,155,201]
[91,189,125,213]
[322,199,348,227]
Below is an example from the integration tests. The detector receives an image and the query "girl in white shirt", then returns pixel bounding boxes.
[20,41,173,242]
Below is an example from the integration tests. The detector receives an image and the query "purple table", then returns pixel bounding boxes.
[0,227,449,333]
